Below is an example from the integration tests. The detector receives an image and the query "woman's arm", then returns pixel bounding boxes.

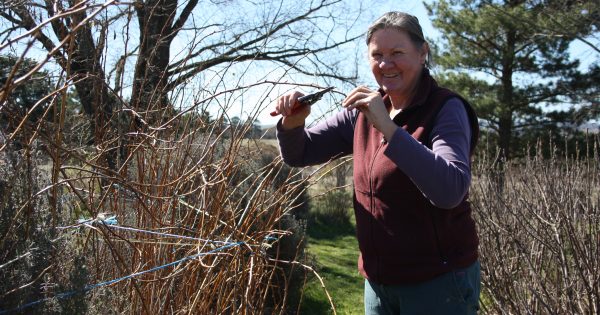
[276,109,358,167]
[383,98,473,209]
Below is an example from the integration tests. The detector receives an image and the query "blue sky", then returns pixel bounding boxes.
[1,0,596,127]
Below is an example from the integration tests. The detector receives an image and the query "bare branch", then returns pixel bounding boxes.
[168,0,198,40]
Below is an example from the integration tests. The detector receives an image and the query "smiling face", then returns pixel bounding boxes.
[368,28,428,106]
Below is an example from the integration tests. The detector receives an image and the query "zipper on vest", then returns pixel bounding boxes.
[428,209,449,266]
[368,139,385,280]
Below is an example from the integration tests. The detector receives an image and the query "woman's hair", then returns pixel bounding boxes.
[366,12,432,68]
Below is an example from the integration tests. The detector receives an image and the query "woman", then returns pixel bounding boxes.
[274,12,480,314]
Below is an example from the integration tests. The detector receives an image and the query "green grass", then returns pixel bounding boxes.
[299,215,364,315]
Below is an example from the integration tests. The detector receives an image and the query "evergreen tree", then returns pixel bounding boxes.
[426,0,599,159]
[0,55,53,129]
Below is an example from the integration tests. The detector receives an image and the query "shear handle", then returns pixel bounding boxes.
[269,87,334,117]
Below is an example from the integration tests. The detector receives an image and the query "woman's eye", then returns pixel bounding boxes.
[393,51,404,56]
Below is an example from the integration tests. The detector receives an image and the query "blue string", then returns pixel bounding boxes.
[0,242,244,315]
[77,215,118,226]
[104,224,234,245]
[72,216,233,245]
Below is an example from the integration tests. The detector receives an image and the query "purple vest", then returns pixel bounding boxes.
[353,71,479,284]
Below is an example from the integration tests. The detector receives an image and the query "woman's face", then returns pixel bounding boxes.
[368,28,427,102]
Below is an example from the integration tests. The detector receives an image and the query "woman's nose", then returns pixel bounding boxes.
[378,58,393,69]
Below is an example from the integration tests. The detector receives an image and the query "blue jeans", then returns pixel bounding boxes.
[364,261,480,315]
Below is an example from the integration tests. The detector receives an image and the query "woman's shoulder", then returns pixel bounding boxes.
[434,96,479,154]
[442,96,467,110]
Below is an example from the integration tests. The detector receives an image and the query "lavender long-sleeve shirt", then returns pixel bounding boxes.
[276,97,473,209]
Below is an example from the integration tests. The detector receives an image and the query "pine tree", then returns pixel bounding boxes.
[426,0,599,159]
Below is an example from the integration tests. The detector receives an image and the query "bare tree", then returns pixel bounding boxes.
[1,0,362,167]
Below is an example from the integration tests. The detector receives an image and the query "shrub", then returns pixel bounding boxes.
[472,137,600,314]
[0,140,94,314]
[0,111,313,314]
[311,189,352,227]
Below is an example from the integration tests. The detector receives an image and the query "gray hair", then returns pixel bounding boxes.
[366,12,432,68]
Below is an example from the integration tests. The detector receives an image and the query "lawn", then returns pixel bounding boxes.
[299,215,364,315]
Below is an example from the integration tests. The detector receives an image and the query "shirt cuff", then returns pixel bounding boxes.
[276,118,305,139]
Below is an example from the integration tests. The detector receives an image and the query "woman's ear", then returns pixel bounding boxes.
[420,42,429,66]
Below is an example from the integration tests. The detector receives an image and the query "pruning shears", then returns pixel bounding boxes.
[270,87,335,116]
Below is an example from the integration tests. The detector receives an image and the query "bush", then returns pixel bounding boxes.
[310,189,353,227]
[0,140,95,314]
[0,114,313,314]
[472,137,600,314]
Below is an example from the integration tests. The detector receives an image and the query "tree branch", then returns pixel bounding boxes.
[168,0,198,40]
[166,33,361,91]
[44,0,70,41]
[7,5,67,67]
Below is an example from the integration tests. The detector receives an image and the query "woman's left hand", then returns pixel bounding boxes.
[342,86,397,140]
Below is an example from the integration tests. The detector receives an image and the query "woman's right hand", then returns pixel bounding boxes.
[276,91,309,130]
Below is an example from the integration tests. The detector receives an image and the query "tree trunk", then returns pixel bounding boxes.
[131,0,178,124]
[493,24,518,191]
[499,27,517,161]
[69,12,117,170]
